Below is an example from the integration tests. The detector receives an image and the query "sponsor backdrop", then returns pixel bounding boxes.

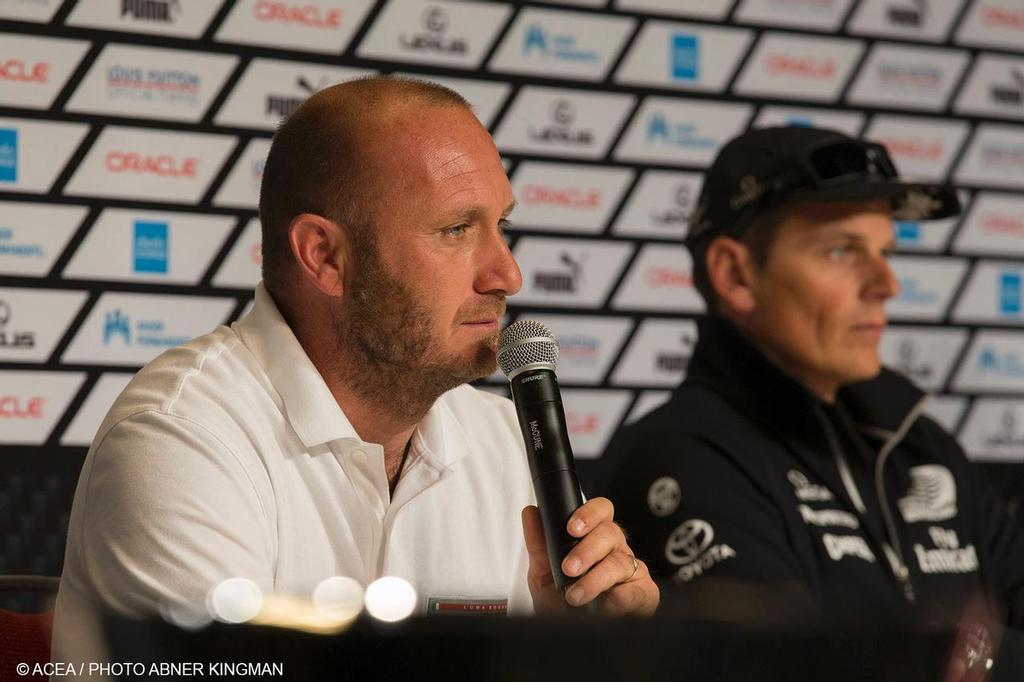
[3,0,1024,580]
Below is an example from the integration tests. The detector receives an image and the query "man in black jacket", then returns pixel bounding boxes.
[602,127,1024,632]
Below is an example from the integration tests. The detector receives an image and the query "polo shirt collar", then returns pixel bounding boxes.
[235,283,361,448]
[235,284,471,468]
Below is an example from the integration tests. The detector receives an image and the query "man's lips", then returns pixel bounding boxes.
[461,318,500,329]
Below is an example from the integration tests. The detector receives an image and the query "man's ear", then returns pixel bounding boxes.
[288,213,351,298]
[706,236,757,316]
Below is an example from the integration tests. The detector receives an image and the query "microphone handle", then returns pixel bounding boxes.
[510,370,595,612]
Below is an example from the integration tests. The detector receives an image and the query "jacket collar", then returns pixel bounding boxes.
[683,315,925,438]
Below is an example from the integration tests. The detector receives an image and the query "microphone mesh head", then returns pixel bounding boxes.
[497,319,559,378]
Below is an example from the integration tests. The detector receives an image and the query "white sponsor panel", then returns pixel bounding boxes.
[612,170,703,240]
[0,371,85,446]
[614,0,733,19]
[953,261,1024,326]
[66,44,238,123]
[493,87,636,160]
[0,33,90,109]
[735,0,853,31]
[614,21,753,93]
[560,388,633,458]
[356,0,511,69]
[63,292,236,367]
[525,314,633,385]
[924,394,968,433]
[955,0,1024,52]
[846,44,969,113]
[511,237,634,308]
[847,0,966,42]
[954,330,1024,393]
[614,97,753,167]
[510,162,634,234]
[0,202,86,276]
[625,390,672,424]
[864,116,969,182]
[213,218,263,289]
[893,191,969,253]
[955,55,1024,122]
[213,138,271,209]
[0,288,88,362]
[488,7,635,81]
[66,0,225,37]
[65,127,237,203]
[216,0,375,53]
[887,255,968,322]
[60,373,136,446]
[733,32,864,103]
[394,73,511,128]
[214,59,372,130]
[63,209,235,285]
[955,124,1024,191]
[753,106,865,136]
[954,192,1024,256]
[959,399,1024,462]
[0,0,61,22]
[0,118,89,194]
[611,318,698,387]
[880,326,968,392]
[612,244,704,313]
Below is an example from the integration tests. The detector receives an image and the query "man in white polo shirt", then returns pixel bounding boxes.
[52,76,657,663]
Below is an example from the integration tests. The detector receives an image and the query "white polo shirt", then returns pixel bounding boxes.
[53,284,535,662]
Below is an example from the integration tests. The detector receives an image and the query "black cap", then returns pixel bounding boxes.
[686,126,961,244]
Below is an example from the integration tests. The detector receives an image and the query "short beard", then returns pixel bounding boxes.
[330,231,503,420]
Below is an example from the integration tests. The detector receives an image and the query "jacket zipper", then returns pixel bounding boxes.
[815,406,918,604]
[872,397,929,605]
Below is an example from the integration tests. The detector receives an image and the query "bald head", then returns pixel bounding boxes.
[258,75,473,299]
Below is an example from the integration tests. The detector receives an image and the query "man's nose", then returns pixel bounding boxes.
[477,227,522,297]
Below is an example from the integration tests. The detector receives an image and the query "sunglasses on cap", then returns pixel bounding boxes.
[731,139,901,213]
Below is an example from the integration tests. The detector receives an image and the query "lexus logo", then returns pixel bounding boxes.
[551,99,575,125]
[665,518,714,565]
[423,6,448,33]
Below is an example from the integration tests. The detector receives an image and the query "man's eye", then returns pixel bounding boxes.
[827,244,851,259]
[442,224,468,237]
[498,218,512,234]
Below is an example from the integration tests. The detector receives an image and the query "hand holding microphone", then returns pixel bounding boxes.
[498,320,659,616]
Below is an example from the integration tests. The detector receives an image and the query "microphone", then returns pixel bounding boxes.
[497,319,588,598]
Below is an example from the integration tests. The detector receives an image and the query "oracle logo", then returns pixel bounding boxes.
[0,59,49,84]
[983,7,1024,30]
[522,184,601,210]
[105,151,198,178]
[764,54,836,79]
[982,213,1024,235]
[877,137,943,161]
[567,411,600,435]
[0,395,44,419]
[253,1,342,29]
[645,267,693,288]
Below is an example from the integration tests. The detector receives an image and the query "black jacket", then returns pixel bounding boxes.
[602,316,1024,627]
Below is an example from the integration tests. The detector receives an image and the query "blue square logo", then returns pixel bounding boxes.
[0,129,17,183]
[895,221,920,244]
[671,34,699,81]
[134,220,169,274]
[1000,270,1022,315]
